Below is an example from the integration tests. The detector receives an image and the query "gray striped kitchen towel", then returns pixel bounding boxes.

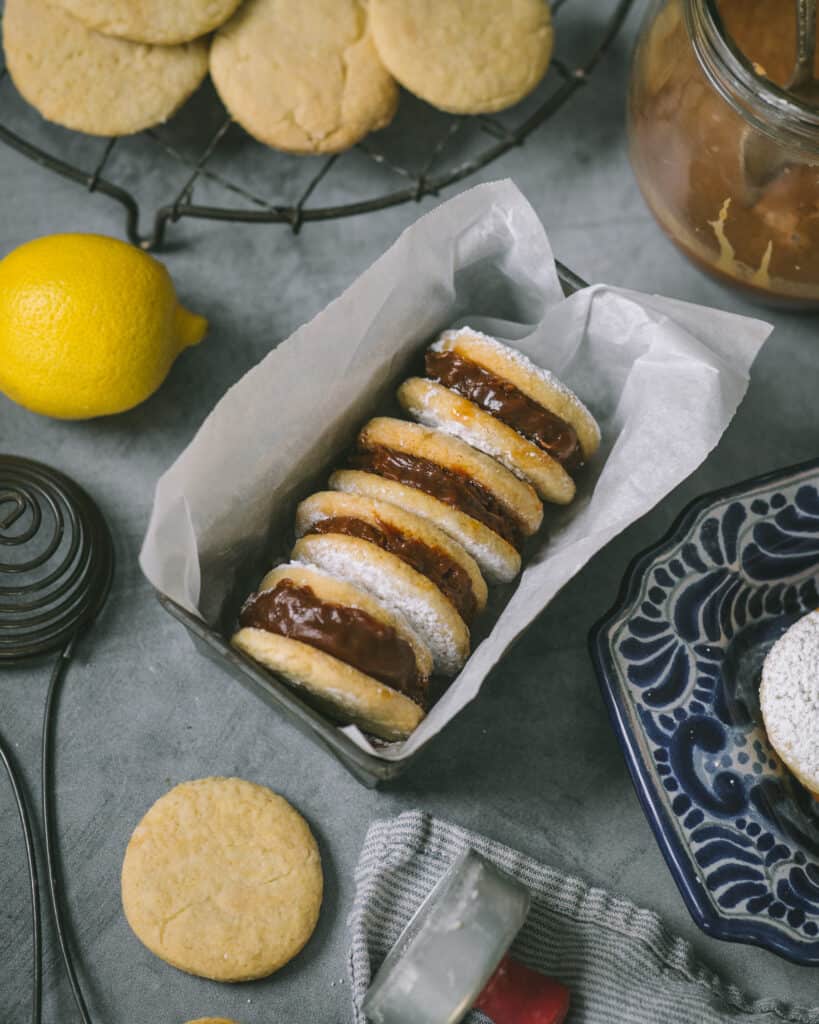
[349,811,819,1024]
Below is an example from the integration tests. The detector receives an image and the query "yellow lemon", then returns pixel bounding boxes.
[0,233,207,419]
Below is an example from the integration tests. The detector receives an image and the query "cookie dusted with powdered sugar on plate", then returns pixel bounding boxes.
[232,563,429,740]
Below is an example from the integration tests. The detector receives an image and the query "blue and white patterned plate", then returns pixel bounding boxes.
[590,458,819,965]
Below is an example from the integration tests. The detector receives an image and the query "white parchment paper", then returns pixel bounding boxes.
[139,180,772,761]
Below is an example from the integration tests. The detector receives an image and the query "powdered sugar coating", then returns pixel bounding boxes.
[760,610,819,792]
[433,326,601,452]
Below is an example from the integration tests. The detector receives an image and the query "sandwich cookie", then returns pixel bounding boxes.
[407,328,601,504]
[330,469,521,585]
[760,609,819,796]
[185,1018,240,1023]
[369,0,553,114]
[232,563,428,740]
[292,533,470,676]
[3,0,209,137]
[121,778,322,982]
[347,417,542,576]
[295,490,487,624]
[210,0,399,154]
[52,0,243,44]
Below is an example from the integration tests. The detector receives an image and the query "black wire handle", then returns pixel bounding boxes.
[41,638,96,1024]
[0,455,113,1024]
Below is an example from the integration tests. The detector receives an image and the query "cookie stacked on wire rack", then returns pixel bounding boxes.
[232,327,600,742]
[3,0,554,150]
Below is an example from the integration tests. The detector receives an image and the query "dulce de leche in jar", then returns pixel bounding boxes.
[629,0,819,306]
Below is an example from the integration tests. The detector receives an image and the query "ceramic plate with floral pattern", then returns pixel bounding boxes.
[590,458,819,964]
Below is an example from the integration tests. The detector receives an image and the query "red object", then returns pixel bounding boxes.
[474,955,571,1024]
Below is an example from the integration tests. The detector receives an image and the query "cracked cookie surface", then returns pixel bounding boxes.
[51,0,243,44]
[209,0,398,154]
[121,777,323,982]
[370,0,554,114]
[3,0,209,137]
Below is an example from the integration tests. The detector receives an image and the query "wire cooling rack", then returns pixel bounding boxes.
[0,0,634,251]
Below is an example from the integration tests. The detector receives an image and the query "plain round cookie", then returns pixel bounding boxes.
[3,0,209,137]
[51,0,243,44]
[245,561,434,681]
[399,377,576,505]
[330,469,521,584]
[358,418,543,537]
[369,0,554,114]
[232,627,425,739]
[121,778,323,982]
[210,0,399,154]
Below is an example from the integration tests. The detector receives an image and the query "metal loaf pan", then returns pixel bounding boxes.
[158,264,585,788]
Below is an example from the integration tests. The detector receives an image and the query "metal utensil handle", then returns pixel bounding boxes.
[793,0,817,89]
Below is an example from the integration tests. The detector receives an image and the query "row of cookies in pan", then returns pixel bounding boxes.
[232,327,600,741]
[3,0,554,149]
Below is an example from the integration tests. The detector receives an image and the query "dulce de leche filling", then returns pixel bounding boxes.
[426,349,583,473]
[308,515,477,623]
[349,444,524,550]
[239,580,425,705]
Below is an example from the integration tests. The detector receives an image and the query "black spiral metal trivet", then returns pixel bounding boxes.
[0,455,113,1024]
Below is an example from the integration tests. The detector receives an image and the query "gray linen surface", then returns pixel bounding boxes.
[348,811,819,1024]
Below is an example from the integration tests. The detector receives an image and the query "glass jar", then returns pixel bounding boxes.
[629,0,819,307]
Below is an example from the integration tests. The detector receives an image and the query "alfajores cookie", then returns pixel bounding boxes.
[232,563,429,740]
[369,0,554,115]
[295,490,487,624]
[121,777,323,982]
[350,416,542,549]
[185,1019,240,1024]
[403,328,600,504]
[432,328,601,461]
[3,0,209,137]
[292,533,470,676]
[52,0,243,44]
[399,377,571,505]
[760,609,819,797]
[210,0,399,154]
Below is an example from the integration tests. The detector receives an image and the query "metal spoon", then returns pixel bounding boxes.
[363,849,570,1024]
[741,0,819,192]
